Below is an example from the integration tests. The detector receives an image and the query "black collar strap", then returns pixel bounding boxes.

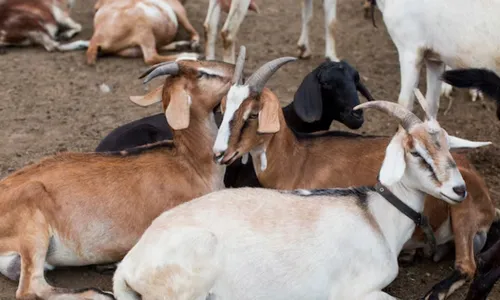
[374,182,437,255]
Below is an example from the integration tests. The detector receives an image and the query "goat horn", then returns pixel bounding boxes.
[140,62,180,84]
[232,46,246,84]
[246,57,297,93]
[354,100,422,131]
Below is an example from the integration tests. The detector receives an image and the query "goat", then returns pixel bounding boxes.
[0,58,236,299]
[204,0,341,62]
[95,59,374,188]
[79,0,201,65]
[0,0,88,52]
[442,68,500,120]
[213,56,496,299]
[113,97,489,300]
[369,0,500,116]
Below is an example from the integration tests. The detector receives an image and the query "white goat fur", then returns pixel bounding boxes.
[375,0,500,111]
[113,110,488,299]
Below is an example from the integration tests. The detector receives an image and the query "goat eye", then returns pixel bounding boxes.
[248,113,258,119]
[410,151,421,158]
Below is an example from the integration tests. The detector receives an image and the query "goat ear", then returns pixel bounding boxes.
[165,86,191,130]
[292,72,323,122]
[129,85,163,107]
[447,135,491,149]
[379,131,406,186]
[258,91,280,134]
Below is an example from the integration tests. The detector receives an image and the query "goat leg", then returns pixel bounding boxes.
[465,266,500,300]
[169,1,200,51]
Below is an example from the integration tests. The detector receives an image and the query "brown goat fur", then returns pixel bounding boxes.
[0,0,83,51]
[87,0,201,65]
[0,59,234,299]
[221,87,497,296]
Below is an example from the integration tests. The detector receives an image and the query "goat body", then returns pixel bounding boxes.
[374,0,500,114]
[85,0,201,65]
[114,102,478,299]
[0,59,233,299]
[0,0,86,51]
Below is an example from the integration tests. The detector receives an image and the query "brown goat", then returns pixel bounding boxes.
[0,58,234,299]
[214,58,496,300]
[0,0,87,51]
[86,0,201,65]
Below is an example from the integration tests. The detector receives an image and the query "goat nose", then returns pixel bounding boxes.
[452,185,467,198]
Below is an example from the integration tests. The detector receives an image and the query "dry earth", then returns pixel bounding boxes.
[0,0,499,299]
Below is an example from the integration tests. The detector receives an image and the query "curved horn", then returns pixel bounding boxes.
[232,46,246,84]
[354,100,422,131]
[246,57,297,93]
[140,62,180,84]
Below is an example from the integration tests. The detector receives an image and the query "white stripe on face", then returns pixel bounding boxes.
[213,85,250,154]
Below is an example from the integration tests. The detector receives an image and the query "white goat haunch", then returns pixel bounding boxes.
[372,0,500,115]
[113,98,491,300]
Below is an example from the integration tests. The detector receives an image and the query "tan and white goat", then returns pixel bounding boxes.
[0,0,87,51]
[0,58,236,299]
[113,99,489,300]
[213,56,497,299]
[83,0,201,65]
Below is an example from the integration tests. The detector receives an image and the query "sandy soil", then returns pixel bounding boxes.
[1,0,500,299]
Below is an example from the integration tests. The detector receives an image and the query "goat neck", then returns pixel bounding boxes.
[282,104,332,133]
[370,180,426,256]
[172,108,225,191]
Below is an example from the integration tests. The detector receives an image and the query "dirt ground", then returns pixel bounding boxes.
[1,0,500,299]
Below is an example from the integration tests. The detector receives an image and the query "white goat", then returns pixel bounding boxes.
[113,95,491,300]
[372,0,500,115]
[204,0,338,62]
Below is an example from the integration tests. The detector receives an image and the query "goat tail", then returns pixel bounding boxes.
[113,271,140,300]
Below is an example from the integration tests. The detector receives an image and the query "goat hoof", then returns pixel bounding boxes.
[0,47,7,55]
[190,40,201,52]
[297,45,311,59]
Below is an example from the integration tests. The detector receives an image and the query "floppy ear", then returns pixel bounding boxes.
[258,91,280,134]
[165,85,191,130]
[129,85,163,107]
[292,72,323,122]
[447,135,492,149]
[379,131,406,186]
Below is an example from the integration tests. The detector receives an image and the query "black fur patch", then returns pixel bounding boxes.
[283,186,374,207]
[293,129,382,140]
[100,140,174,156]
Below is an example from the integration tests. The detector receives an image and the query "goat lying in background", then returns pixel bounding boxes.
[213,55,496,299]
[0,58,235,299]
[113,97,485,300]
[369,0,500,116]
[442,68,500,120]
[0,0,87,52]
[83,0,200,65]
[96,59,374,188]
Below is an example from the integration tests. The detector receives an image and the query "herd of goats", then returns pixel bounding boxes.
[3,0,500,299]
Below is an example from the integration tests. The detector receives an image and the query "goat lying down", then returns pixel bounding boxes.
[0,59,235,299]
[0,0,87,52]
[96,59,375,188]
[212,56,496,299]
[113,99,489,300]
[82,0,201,65]
[370,0,500,115]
